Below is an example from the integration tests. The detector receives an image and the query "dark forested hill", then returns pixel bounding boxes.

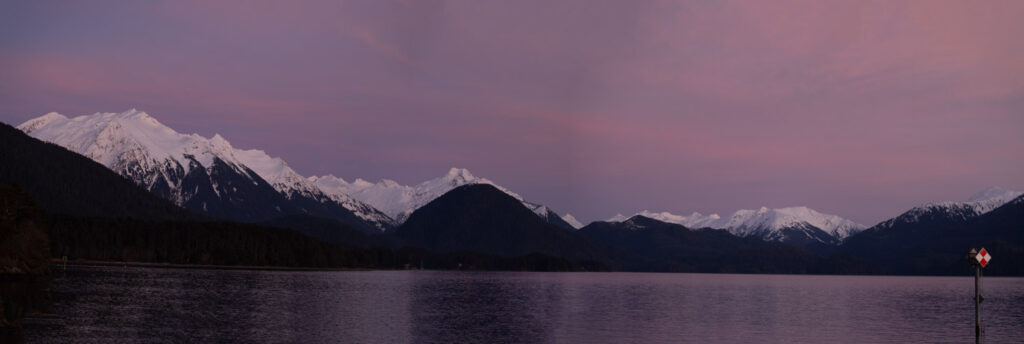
[395,184,618,264]
[0,123,196,220]
[578,215,874,273]
[840,195,1024,275]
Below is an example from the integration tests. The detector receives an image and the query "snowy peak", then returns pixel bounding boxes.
[967,186,1020,203]
[613,206,865,242]
[306,174,348,190]
[20,109,291,190]
[312,167,570,227]
[18,109,249,176]
[17,110,395,230]
[719,206,865,240]
[916,186,1020,216]
[17,112,67,133]
[232,147,336,204]
[443,167,477,186]
[311,167,513,222]
[413,167,526,203]
[876,186,1023,229]
[310,173,417,221]
[633,210,721,229]
[234,148,298,188]
[561,213,584,229]
[964,187,1023,213]
[607,213,629,223]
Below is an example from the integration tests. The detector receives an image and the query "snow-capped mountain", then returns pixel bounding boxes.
[19,110,250,204]
[232,148,393,230]
[561,213,584,229]
[872,186,1022,230]
[310,167,576,229]
[608,206,866,245]
[18,110,393,231]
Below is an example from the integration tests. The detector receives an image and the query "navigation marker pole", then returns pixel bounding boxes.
[967,247,991,344]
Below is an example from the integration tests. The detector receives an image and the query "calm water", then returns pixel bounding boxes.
[25,265,1024,343]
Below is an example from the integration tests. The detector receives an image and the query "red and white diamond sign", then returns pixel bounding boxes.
[975,248,992,267]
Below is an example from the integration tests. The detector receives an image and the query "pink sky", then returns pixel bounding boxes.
[1,1,1022,225]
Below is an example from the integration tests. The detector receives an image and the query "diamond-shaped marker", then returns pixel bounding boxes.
[975,248,991,267]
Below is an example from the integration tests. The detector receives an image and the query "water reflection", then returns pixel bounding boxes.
[24,266,1024,343]
[0,275,51,343]
[409,272,562,343]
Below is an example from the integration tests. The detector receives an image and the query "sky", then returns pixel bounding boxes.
[1,1,1022,226]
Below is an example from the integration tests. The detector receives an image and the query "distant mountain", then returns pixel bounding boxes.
[578,215,872,273]
[966,195,1024,275]
[841,192,1024,276]
[869,186,1022,231]
[0,122,195,220]
[310,167,575,230]
[561,213,584,229]
[607,206,865,247]
[17,110,392,232]
[529,203,578,230]
[392,184,613,262]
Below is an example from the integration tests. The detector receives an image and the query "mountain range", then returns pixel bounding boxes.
[309,167,578,230]
[5,109,1023,274]
[869,186,1021,231]
[608,206,865,247]
[16,110,583,233]
[577,215,871,273]
[17,110,394,232]
[842,189,1024,275]
[0,121,193,220]
[1,121,582,270]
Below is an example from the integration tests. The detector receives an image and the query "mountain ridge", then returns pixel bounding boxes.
[0,121,197,220]
[607,206,865,246]
[18,110,392,231]
[871,186,1022,231]
[310,167,576,229]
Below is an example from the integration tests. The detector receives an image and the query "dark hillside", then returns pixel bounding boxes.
[0,123,196,220]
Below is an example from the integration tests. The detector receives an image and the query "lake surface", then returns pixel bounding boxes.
[25,265,1024,343]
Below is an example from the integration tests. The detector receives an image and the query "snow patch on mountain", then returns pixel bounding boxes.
[607,214,629,222]
[17,112,67,133]
[234,148,322,197]
[965,186,1022,213]
[561,213,584,229]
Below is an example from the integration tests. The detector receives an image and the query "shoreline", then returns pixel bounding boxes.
[51,259,382,272]
[46,260,1024,277]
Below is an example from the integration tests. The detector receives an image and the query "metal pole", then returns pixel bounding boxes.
[975,265,980,344]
